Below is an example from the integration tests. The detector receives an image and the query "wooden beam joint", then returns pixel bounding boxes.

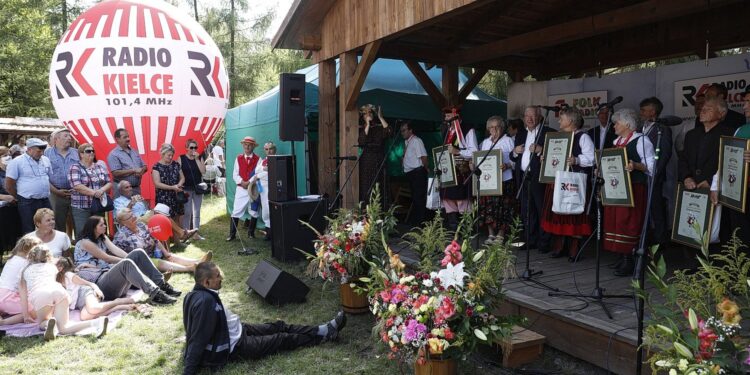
[403,60,446,110]
[344,40,382,111]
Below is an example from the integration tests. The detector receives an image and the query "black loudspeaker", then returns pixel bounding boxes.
[279,73,305,141]
[268,155,297,202]
[271,198,327,262]
[245,259,310,304]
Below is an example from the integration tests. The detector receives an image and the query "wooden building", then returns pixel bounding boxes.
[0,117,64,146]
[273,0,749,373]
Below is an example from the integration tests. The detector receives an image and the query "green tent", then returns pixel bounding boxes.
[224,59,506,222]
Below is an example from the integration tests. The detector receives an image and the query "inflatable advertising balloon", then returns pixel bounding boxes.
[49,0,229,201]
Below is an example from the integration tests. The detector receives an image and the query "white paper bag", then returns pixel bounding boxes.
[710,204,721,244]
[552,171,587,215]
[426,178,441,210]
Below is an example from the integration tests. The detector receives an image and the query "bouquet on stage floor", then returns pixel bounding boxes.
[304,185,396,284]
[637,231,750,374]
[363,211,521,365]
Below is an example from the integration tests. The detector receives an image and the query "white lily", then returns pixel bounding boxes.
[437,262,469,290]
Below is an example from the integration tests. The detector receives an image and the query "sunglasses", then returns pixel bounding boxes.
[188,146,198,150]
[83,149,95,154]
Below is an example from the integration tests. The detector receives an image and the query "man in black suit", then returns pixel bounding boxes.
[510,106,553,253]
[639,97,672,246]
[587,106,617,151]
[695,83,746,129]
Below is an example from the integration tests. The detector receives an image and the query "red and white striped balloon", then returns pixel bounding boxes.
[49,0,229,201]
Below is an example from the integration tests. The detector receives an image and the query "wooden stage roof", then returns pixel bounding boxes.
[273,0,748,80]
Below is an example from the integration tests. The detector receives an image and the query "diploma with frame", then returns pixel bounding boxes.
[718,136,750,213]
[597,148,634,207]
[471,149,503,196]
[539,131,573,184]
[671,185,714,249]
[432,145,457,188]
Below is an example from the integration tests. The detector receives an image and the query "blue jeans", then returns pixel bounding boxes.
[17,196,51,234]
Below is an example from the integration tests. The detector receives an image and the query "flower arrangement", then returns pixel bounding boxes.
[364,211,521,365]
[637,233,750,374]
[304,185,396,284]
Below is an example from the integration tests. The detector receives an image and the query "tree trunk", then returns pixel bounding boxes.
[192,0,198,22]
[61,0,67,34]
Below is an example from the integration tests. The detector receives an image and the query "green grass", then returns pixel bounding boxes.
[0,196,400,374]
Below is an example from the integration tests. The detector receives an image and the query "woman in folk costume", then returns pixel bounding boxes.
[476,116,516,243]
[227,136,261,241]
[440,107,478,231]
[358,105,391,205]
[604,108,655,276]
[541,108,595,261]
[250,142,276,241]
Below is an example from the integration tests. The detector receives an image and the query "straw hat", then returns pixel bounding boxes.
[240,136,258,146]
[247,182,260,201]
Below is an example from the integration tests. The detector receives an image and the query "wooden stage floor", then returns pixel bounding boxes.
[391,234,685,374]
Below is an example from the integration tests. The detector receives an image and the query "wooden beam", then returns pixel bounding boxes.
[403,60,446,110]
[344,40,382,111]
[299,35,321,50]
[317,59,336,198]
[339,51,359,208]
[442,65,458,108]
[451,0,741,65]
[456,68,488,105]
[443,0,523,50]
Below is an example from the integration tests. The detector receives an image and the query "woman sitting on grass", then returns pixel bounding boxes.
[19,245,108,340]
[113,208,212,274]
[55,258,151,320]
[0,237,41,326]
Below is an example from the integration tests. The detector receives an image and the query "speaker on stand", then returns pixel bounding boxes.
[279,73,305,142]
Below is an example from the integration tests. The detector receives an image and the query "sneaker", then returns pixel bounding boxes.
[160,282,182,297]
[94,317,108,338]
[193,234,206,241]
[44,318,57,341]
[148,290,178,305]
[321,311,346,343]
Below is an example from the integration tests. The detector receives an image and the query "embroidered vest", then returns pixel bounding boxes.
[236,153,259,182]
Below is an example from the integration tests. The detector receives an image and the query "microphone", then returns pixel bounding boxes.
[652,116,683,127]
[596,96,623,110]
[534,105,561,112]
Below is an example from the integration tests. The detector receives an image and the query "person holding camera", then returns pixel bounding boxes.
[178,139,207,241]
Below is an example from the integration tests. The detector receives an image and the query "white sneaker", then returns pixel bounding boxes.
[94,317,108,338]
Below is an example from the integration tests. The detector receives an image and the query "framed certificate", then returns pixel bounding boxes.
[539,132,573,184]
[432,145,457,188]
[671,185,714,249]
[472,149,503,196]
[718,136,750,213]
[598,148,634,207]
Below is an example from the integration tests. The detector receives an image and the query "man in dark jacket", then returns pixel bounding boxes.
[182,262,346,375]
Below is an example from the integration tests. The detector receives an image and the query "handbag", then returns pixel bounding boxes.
[175,191,189,204]
[552,170,587,215]
[79,163,114,215]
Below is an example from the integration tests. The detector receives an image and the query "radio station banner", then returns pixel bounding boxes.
[547,90,608,129]
[674,72,750,120]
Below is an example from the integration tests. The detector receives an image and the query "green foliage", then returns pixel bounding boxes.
[401,214,450,273]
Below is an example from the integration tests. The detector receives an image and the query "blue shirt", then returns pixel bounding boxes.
[5,153,52,199]
[114,195,148,217]
[44,147,79,189]
[107,146,146,187]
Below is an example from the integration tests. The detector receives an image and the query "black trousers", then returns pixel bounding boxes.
[230,320,318,360]
[520,176,550,250]
[647,180,667,245]
[406,168,428,226]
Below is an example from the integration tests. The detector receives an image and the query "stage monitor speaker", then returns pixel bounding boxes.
[245,259,309,304]
[271,198,327,262]
[268,155,297,202]
[279,73,305,141]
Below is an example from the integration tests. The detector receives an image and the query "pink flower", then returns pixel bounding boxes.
[379,290,391,302]
[440,240,463,266]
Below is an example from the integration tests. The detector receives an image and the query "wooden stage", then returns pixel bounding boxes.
[391,235,681,374]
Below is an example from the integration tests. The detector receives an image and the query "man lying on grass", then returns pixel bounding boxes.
[182,262,346,375]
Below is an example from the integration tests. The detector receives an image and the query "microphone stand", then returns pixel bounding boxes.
[515,109,559,291]
[328,152,362,211]
[548,105,631,319]
[635,123,663,374]
[366,124,400,209]
[464,134,501,251]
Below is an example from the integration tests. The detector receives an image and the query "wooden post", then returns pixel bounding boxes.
[442,65,458,108]
[317,59,336,198]
[339,51,359,208]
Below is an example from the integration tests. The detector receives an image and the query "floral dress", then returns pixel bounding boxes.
[153,161,184,217]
